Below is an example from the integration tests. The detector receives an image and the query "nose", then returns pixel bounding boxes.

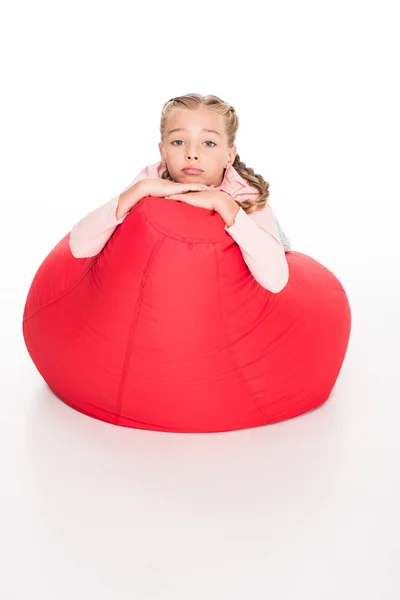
[186,146,199,161]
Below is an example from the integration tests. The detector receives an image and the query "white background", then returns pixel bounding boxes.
[1,1,399,598]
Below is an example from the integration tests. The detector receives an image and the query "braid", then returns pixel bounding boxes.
[232,154,270,213]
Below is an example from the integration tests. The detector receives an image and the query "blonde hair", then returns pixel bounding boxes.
[159,93,270,214]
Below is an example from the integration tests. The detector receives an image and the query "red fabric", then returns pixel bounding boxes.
[23,196,351,433]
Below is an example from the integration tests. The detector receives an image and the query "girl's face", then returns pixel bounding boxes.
[158,108,236,187]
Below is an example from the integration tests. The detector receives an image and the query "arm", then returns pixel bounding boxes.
[215,192,289,293]
[69,178,147,259]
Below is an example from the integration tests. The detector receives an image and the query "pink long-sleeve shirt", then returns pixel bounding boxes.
[69,160,289,293]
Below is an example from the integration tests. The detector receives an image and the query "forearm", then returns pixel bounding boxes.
[70,180,148,259]
[219,204,289,293]
[116,180,148,220]
[214,192,240,227]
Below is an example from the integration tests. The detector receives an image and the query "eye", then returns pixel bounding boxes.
[171,140,216,147]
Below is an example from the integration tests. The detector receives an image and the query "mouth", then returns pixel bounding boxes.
[182,168,204,174]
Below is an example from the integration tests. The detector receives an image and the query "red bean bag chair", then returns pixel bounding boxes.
[22,196,351,433]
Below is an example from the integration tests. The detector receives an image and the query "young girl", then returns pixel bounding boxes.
[69,94,292,293]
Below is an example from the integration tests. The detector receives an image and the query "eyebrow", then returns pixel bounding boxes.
[167,127,221,137]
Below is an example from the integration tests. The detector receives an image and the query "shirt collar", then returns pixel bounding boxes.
[223,164,247,188]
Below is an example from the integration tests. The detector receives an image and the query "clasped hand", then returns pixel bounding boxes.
[165,189,222,211]
[141,178,223,212]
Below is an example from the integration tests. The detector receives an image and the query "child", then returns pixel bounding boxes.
[69,94,292,293]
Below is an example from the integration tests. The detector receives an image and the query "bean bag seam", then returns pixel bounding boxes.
[115,235,166,423]
[142,199,228,243]
[214,247,269,420]
[58,392,221,433]
[22,254,100,324]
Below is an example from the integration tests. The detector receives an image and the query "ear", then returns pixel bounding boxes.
[229,144,237,164]
[158,142,165,162]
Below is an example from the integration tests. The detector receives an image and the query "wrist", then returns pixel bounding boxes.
[116,180,148,220]
[214,191,240,227]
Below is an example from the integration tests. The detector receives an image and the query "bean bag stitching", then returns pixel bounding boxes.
[115,235,166,424]
[142,198,227,243]
[214,246,269,420]
[58,388,209,433]
[23,254,101,323]
[57,393,178,431]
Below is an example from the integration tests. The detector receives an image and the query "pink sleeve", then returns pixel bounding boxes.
[224,204,289,293]
[69,169,148,258]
